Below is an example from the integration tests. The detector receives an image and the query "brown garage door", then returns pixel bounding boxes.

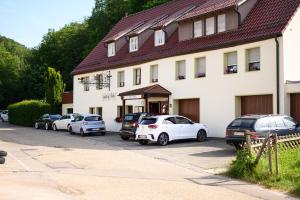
[179,99,200,122]
[241,95,273,116]
[291,93,300,122]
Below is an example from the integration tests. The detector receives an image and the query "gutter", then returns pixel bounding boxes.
[275,35,281,114]
[234,6,241,26]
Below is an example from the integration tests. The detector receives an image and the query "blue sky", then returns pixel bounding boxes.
[0,0,95,48]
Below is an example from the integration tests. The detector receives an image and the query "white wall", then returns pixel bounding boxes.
[62,103,73,115]
[74,39,279,137]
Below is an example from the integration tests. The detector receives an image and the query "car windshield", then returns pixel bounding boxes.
[50,115,61,120]
[230,118,256,129]
[140,118,157,125]
[124,114,139,122]
[85,116,102,121]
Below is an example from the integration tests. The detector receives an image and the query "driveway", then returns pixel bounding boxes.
[0,123,297,200]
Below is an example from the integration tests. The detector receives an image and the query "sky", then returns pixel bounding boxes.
[0,0,95,48]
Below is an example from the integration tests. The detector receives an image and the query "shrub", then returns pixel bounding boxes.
[8,100,50,126]
[226,150,255,178]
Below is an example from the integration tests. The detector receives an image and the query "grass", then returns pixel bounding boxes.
[226,147,300,197]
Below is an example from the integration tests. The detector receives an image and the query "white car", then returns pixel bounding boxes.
[52,114,79,131]
[0,110,8,122]
[68,114,106,136]
[135,115,208,146]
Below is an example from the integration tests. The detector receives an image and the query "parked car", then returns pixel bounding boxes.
[68,114,106,136]
[0,110,8,122]
[120,112,151,140]
[135,115,208,146]
[35,114,62,130]
[52,113,79,131]
[226,114,300,149]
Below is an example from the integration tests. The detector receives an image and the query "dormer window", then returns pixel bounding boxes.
[129,36,138,52]
[205,17,215,35]
[217,14,226,33]
[155,30,165,46]
[108,42,115,57]
[194,20,203,38]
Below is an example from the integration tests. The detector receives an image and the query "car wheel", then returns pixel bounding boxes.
[101,131,106,136]
[45,123,50,130]
[68,126,74,135]
[0,150,7,157]
[1,118,4,123]
[157,133,169,146]
[121,136,130,140]
[80,128,85,137]
[0,157,5,164]
[197,130,207,142]
[234,143,244,150]
[52,124,57,131]
[35,122,39,129]
[138,140,149,145]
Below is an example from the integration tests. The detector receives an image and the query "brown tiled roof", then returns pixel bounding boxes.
[119,84,172,97]
[73,0,300,75]
[62,92,73,104]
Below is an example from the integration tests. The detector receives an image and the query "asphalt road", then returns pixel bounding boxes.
[0,123,297,200]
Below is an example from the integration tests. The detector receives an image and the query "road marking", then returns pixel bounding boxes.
[8,152,32,172]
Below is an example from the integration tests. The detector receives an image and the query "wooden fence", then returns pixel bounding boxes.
[245,132,300,176]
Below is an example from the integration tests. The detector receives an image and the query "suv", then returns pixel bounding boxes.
[226,115,300,149]
[120,113,151,140]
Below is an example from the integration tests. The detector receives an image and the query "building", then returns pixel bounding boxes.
[72,0,300,137]
[62,92,73,115]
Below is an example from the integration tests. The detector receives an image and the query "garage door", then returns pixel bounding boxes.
[241,95,273,116]
[291,93,300,122]
[179,99,199,122]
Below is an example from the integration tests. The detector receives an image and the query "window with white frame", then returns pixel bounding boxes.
[247,47,260,71]
[150,65,158,83]
[194,20,203,38]
[224,51,238,74]
[133,68,141,85]
[83,77,90,91]
[206,17,215,35]
[217,14,226,33]
[95,74,103,90]
[96,107,102,116]
[117,71,125,87]
[195,57,206,78]
[155,30,165,46]
[129,36,138,52]
[89,107,95,114]
[108,42,115,57]
[176,60,186,80]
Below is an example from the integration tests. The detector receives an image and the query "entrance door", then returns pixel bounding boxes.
[241,95,273,116]
[149,102,160,114]
[291,93,300,122]
[179,99,200,122]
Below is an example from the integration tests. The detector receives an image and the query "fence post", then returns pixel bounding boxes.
[274,133,279,176]
[267,133,272,174]
[245,131,252,153]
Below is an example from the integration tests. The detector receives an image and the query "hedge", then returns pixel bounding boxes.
[8,100,50,127]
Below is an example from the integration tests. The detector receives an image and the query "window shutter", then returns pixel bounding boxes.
[217,14,226,33]
[206,17,215,35]
[152,65,158,79]
[227,52,237,66]
[178,61,186,76]
[248,48,260,63]
[194,20,203,38]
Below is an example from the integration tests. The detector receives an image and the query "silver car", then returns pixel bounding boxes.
[68,114,106,136]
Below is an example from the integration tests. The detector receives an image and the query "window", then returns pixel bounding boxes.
[283,117,296,128]
[117,71,125,87]
[247,47,260,71]
[95,74,103,90]
[133,68,141,85]
[108,42,115,57]
[194,20,203,38]
[150,65,158,83]
[96,107,103,116]
[117,106,123,118]
[195,57,206,78]
[155,30,165,46]
[176,60,186,80]
[126,105,133,114]
[224,52,238,74]
[83,77,90,91]
[66,108,73,114]
[129,36,138,52]
[89,107,95,114]
[164,117,177,124]
[205,17,215,35]
[134,106,144,113]
[217,14,226,33]
[176,117,192,124]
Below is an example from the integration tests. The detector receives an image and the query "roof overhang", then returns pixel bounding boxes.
[118,84,171,99]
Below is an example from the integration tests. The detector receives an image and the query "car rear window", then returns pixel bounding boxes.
[124,114,139,122]
[229,119,256,129]
[50,115,61,120]
[85,116,102,121]
[140,118,157,125]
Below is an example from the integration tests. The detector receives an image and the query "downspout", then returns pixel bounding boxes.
[275,35,280,114]
[234,6,241,26]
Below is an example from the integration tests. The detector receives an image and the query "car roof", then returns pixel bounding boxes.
[238,114,288,120]
[82,114,101,117]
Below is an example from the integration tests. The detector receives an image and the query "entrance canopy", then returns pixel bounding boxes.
[118,84,171,116]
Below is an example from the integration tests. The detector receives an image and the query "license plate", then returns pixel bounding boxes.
[138,135,147,139]
[234,132,244,136]
[92,128,100,131]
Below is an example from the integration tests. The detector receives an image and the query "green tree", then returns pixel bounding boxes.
[143,0,171,9]
[44,67,65,113]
